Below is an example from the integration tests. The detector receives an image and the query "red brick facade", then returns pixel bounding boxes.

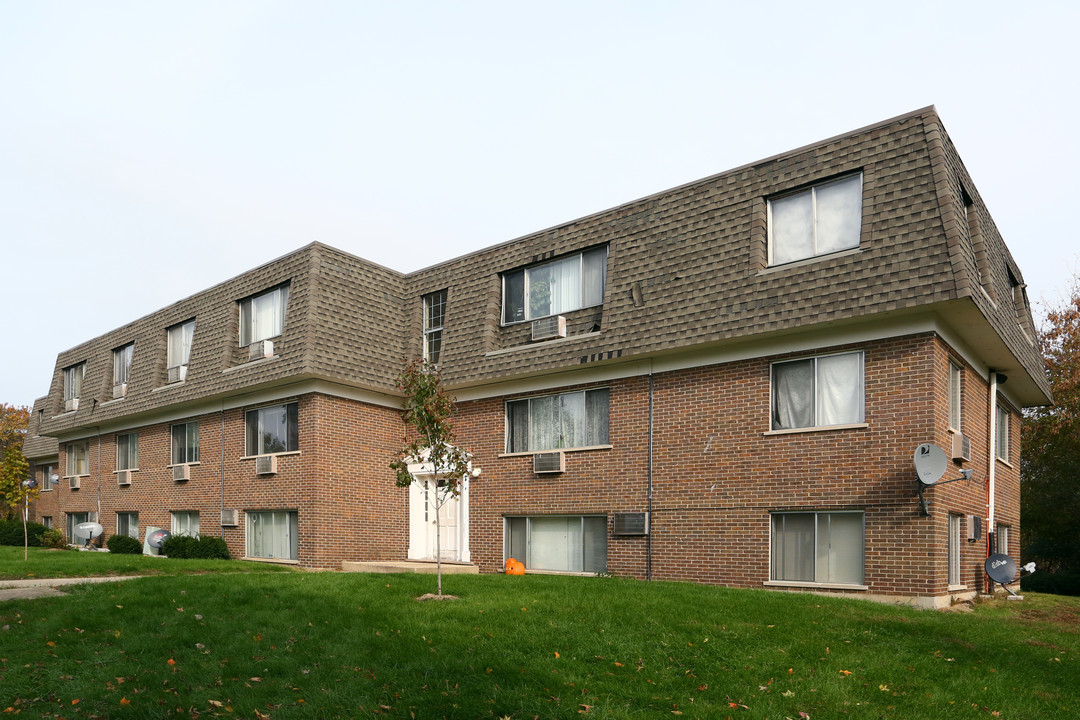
[31,333,1020,605]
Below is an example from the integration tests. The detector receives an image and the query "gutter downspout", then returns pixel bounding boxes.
[647,364,654,582]
[987,370,998,594]
[96,430,102,533]
[221,405,226,539]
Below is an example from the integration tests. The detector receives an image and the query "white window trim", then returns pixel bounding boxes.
[64,442,90,478]
[769,510,866,587]
[995,403,1011,463]
[503,515,608,575]
[423,290,447,363]
[948,361,962,433]
[769,350,865,431]
[767,172,863,266]
[244,402,299,456]
[501,246,607,325]
[239,284,289,347]
[170,421,200,466]
[504,387,610,453]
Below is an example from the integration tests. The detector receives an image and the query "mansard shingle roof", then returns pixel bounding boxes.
[35,106,1050,446]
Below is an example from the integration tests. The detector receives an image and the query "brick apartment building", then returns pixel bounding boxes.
[24,107,1050,607]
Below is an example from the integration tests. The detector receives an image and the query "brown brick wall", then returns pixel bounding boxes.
[35,332,1020,603]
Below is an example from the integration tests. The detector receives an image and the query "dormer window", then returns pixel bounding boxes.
[239,284,289,346]
[768,173,863,266]
[112,344,133,398]
[63,363,84,412]
[423,290,447,364]
[167,320,195,383]
[502,247,606,324]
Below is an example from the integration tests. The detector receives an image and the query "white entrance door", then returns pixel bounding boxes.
[408,477,470,562]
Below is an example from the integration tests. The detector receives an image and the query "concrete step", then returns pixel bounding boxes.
[341,560,479,575]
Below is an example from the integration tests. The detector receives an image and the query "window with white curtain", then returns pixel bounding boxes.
[239,284,289,346]
[506,388,610,452]
[502,246,607,324]
[113,344,134,388]
[171,511,200,537]
[166,320,195,381]
[117,512,139,539]
[997,524,1010,556]
[245,403,298,455]
[65,442,88,477]
[771,352,864,431]
[247,510,299,561]
[948,362,962,432]
[171,421,200,464]
[948,513,962,587]
[504,516,607,573]
[66,512,89,544]
[116,433,138,470]
[771,511,864,585]
[768,173,863,265]
[996,403,1010,462]
[63,363,84,402]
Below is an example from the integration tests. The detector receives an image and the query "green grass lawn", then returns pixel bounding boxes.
[0,546,296,581]
[1,554,1076,719]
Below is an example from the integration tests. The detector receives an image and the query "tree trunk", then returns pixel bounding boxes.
[434,479,443,597]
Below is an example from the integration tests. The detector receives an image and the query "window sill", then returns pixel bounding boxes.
[62,474,90,480]
[243,556,300,566]
[759,246,862,274]
[996,457,1014,469]
[948,584,967,592]
[240,451,301,461]
[100,396,127,408]
[763,580,868,591]
[153,381,186,393]
[485,331,602,357]
[763,423,868,437]
[503,568,598,577]
[114,468,139,474]
[223,354,281,374]
[498,445,613,458]
[166,462,201,469]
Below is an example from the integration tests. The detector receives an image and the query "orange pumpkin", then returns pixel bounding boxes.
[505,558,525,576]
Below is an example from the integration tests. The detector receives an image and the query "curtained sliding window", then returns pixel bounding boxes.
[771,511,864,585]
[502,247,607,324]
[772,352,863,430]
[504,516,607,573]
[239,284,290,346]
[167,320,195,381]
[506,388,609,452]
[768,173,862,265]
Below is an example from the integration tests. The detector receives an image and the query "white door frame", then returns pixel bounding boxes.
[406,452,471,563]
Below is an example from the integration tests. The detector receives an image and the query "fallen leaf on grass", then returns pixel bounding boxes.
[120,698,130,706]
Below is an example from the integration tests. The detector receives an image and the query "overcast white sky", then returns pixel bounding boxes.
[2,1,1077,409]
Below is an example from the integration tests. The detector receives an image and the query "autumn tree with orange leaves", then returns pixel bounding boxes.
[1022,278,1080,591]
[0,403,30,520]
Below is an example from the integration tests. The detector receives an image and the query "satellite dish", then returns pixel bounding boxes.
[985,553,1018,585]
[913,444,947,485]
[147,529,172,549]
[74,522,103,539]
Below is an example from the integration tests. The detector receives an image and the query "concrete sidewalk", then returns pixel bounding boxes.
[0,575,146,601]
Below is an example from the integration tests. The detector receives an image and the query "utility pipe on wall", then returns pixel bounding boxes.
[986,369,998,593]
[647,365,654,582]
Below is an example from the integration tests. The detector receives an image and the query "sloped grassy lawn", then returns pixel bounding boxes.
[1,568,1077,719]
[0,546,296,580]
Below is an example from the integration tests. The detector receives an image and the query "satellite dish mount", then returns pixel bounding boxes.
[913,443,974,516]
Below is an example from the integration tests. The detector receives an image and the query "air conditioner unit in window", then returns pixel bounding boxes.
[533,451,565,474]
[255,455,278,475]
[172,464,190,482]
[116,470,131,486]
[966,514,982,543]
[531,315,567,342]
[68,476,80,490]
[951,433,972,462]
[112,382,128,399]
[614,512,650,536]
[167,366,186,384]
[248,339,274,361]
[221,509,239,527]
[64,397,79,412]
